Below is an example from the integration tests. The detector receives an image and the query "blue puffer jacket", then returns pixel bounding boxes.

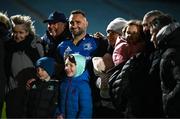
[59,70,92,118]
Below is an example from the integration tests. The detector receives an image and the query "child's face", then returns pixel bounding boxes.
[65,58,76,77]
[36,67,49,80]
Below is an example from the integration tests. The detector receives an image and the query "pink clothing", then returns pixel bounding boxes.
[112,37,144,66]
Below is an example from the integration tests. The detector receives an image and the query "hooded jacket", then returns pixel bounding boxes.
[58,54,92,118]
[156,22,180,117]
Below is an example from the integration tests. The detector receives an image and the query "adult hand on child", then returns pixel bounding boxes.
[26,78,36,90]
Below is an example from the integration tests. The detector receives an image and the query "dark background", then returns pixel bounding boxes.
[1,0,179,36]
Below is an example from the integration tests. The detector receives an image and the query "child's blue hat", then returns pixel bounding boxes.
[36,57,56,77]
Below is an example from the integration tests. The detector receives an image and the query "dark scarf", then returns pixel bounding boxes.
[5,35,41,78]
[8,35,40,63]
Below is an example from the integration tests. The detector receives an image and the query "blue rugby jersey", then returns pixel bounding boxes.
[57,34,98,62]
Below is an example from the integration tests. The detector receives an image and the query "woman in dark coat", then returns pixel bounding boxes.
[5,14,44,118]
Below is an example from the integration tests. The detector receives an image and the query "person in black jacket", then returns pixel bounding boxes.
[150,14,180,117]
[26,57,59,118]
[0,11,11,118]
[41,11,72,59]
[5,14,44,118]
[109,11,167,118]
[41,11,72,81]
[108,20,152,118]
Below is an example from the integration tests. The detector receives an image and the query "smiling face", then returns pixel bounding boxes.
[12,24,29,43]
[64,57,76,77]
[47,22,66,39]
[69,13,88,37]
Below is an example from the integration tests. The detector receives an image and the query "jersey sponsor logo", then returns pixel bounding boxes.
[66,46,72,52]
[83,43,93,51]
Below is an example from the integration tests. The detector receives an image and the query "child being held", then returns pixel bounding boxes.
[26,57,59,118]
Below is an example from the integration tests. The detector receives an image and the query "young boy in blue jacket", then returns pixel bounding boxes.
[56,54,92,119]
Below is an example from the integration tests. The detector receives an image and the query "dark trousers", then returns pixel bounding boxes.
[6,87,27,118]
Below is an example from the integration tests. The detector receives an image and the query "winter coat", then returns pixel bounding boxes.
[109,39,165,118]
[5,34,44,118]
[41,28,72,58]
[26,79,59,118]
[155,22,180,117]
[5,35,43,90]
[58,70,92,118]
[109,52,151,117]
[0,30,8,116]
[57,34,108,109]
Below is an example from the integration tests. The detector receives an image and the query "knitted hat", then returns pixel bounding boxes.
[36,57,56,77]
[106,17,127,34]
[72,54,86,77]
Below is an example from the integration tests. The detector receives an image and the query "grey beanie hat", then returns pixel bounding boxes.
[106,17,127,34]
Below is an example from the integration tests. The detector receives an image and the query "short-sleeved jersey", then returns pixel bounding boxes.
[57,34,98,62]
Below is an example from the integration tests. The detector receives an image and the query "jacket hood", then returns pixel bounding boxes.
[156,22,180,49]
[72,54,86,77]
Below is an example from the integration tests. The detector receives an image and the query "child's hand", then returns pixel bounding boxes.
[26,78,36,90]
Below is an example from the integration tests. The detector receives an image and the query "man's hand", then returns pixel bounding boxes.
[93,32,106,39]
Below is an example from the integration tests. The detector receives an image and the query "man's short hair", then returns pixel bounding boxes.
[70,9,86,17]
[144,10,164,20]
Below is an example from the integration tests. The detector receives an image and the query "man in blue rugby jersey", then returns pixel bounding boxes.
[57,9,108,118]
